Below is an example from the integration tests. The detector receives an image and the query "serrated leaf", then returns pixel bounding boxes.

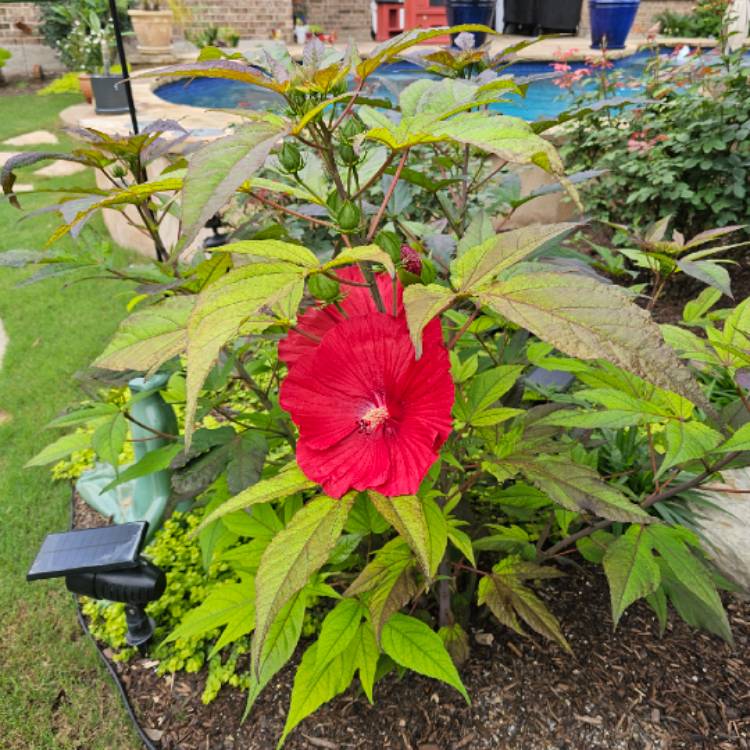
[196,462,315,532]
[454,365,523,426]
[501,453,651,523]
[447,522,476,567]
[602,526,660,626]
[102,442,182,493]
[402,283,454,358]
[344,493,390,535]
[25,430,92,467]
[46,403,120,429]
[94,296,193,373]
[345,538,419,640]
[368,492,446,578]
[677,259,732,298]
[226,431,268,495]
[215,239,319,268]
[91,413,128,466]
[252,494,354,675]
[478,271,707,410]
[576,529,614,563]
[180,120,288,249]
[478,557,570,652]
[456,209,493,257]
[322,244,395,277]
[646,525,732,643]
[244,592,306,719]
[314,598,364,668]
[381,613,469,702]
[451,223,577,293]
[278,639,357,748]
[659,421,723,477]
[716,422,750,452]
[351,620,380,703]
[165,580,255,654]
[185,262,304,444]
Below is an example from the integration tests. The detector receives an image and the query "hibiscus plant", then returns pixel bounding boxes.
[9,27,750,746]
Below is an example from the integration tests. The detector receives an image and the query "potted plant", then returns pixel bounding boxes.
[446,0,495,45]
[128,0,174,53]
[91,34,129,115]
[589,0,640,49]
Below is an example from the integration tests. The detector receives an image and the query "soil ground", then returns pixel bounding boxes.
[75,500,750,750]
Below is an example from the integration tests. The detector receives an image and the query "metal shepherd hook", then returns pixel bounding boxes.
[108,0,139,134]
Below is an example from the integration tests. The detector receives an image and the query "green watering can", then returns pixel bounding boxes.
[76,372,177,539]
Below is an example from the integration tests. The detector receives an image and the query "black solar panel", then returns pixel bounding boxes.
[26,522,147,581]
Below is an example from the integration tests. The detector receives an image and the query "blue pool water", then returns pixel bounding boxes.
[154,49,662,122]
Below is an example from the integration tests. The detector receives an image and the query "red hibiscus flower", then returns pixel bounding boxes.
[279,313,454,498]
[279,267,398,367]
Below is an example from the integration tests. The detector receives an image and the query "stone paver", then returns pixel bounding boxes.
[13,184,34,193]
[3,130,59,147]
[0,152,20,167]
[35,160,87,178]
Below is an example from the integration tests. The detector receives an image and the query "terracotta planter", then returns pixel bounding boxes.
[128,9,174,53]
[78,73,93,104]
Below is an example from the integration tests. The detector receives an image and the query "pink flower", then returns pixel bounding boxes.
[280,313,454,498]
[400,244,423,275]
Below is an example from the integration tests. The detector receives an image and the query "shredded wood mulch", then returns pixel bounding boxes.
[73,498,750,750]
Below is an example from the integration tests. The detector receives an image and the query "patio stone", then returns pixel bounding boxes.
[3,130,59,147]
[13,184,34,193]
[35,160,87,178]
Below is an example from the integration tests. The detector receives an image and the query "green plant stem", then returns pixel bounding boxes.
[123,410,178,440]
[448,306,480,349]
[367,149,409,242]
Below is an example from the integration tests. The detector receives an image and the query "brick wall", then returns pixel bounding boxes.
[0,2,43,45]
[183,0,294,41]
[580,0,695,34]
[304,0,372,41]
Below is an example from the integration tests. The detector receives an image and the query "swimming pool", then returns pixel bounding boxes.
[153,49,662,122]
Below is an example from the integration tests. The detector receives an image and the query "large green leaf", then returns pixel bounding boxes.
[180,120,288,248]
[498,453,652,523]
[477,557,570,652]
[478,271,707,410]
[602,526,660,626]
[94,296,193,373]
[351,621,380,703]
[380,613,469,702]
[659,421,723,477]
[645,525,732,642]
[454,365,524,427]
[244,592,306,718]
[196,461,315,531]
[252,494,353,674]
[215,239,319,269]
[402,283,455,357]
[25,430,92,467]
[164,579,255,656]
[185,261,304,443]
[322,244,395,277]
[278,639,358,747]
[451,224,577,293]
[91,412,128,466]
[368,492,446,578]
[716,422,750,452]
[345,537,419,640]
[314,598,364,668]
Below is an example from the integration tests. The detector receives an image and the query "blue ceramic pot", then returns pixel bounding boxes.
[446,0,496,47]
[589,0,640,50]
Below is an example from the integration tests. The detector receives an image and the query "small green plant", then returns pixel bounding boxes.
[607,217,746,308]
[190,25,240,49]
[656,0,730,38]
[37,72,82,96]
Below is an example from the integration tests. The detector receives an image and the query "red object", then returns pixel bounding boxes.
[279,273,453,499]
[400,244,422,275]
[404,0,449,43]
[376,2,405,41]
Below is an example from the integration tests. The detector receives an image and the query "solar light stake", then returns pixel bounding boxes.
[28,522,165,651]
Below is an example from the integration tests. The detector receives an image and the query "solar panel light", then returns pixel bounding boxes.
[27,522,166,650]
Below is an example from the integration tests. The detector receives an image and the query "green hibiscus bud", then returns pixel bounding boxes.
[308,273,340,301]
[337,200,361,232]
[278,141,303,173]
[338,142,359,166]
[341,117,365,139]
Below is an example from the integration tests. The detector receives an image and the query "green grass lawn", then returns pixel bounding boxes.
[0,89,139,750]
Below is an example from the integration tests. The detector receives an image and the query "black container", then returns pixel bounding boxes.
[91,74,130,115]
[503,0,536,32]
[447,0,496,46]
[537,0,583,32]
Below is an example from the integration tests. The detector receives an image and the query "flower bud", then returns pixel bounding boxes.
[336,201,361,232]
[308,273,340,301]
[338,142,359,166]
[278,142,303,173]
[400,243,423,275]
